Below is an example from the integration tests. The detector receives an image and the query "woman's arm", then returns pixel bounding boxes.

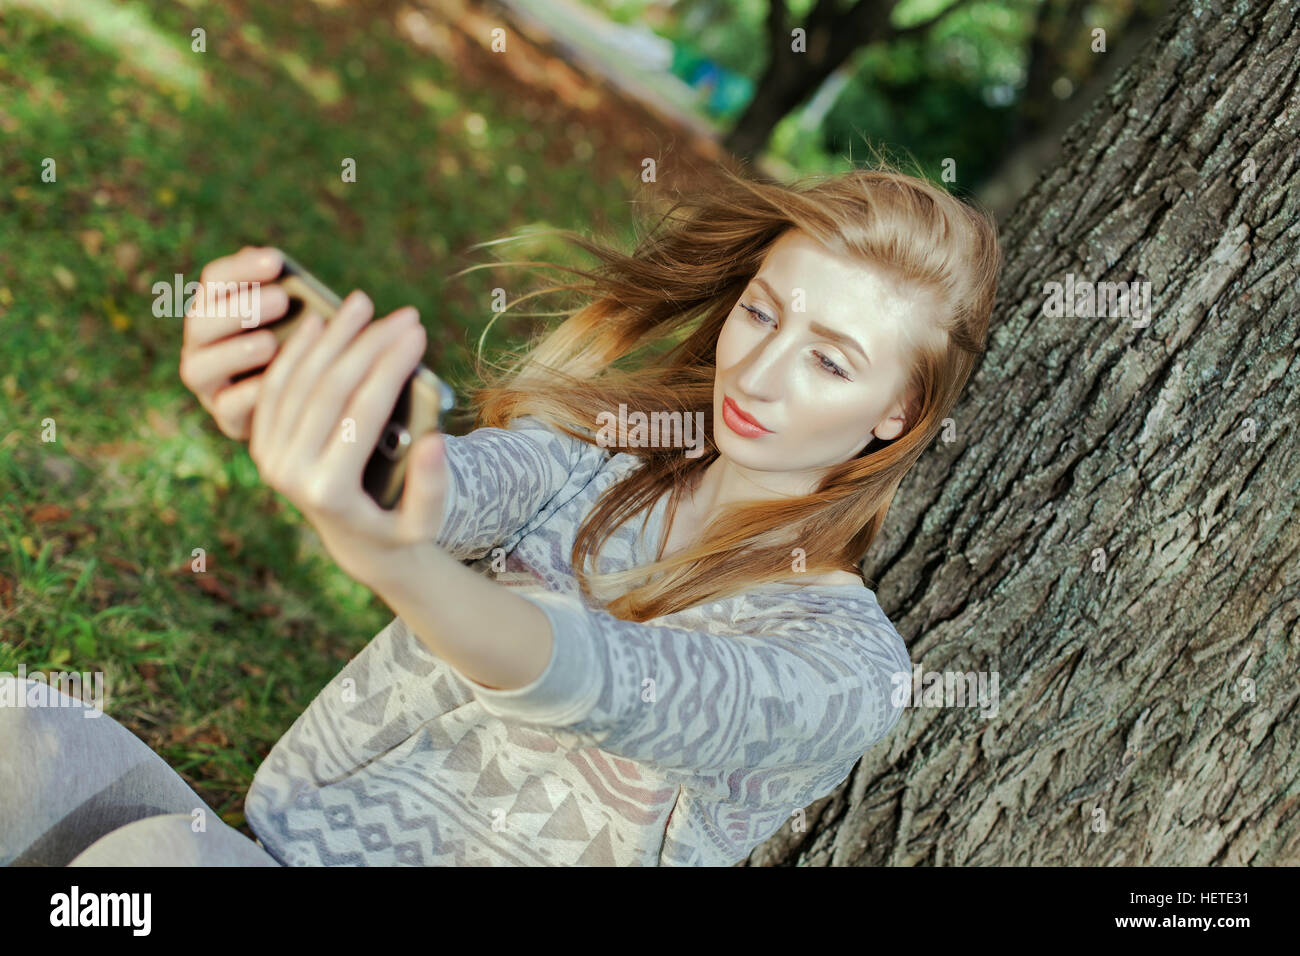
[379,541,556,690]
[435,415,610,561]
[375,541,912,784]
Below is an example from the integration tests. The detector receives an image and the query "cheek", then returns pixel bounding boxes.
[786,388,872,446]
[715,316,746,369]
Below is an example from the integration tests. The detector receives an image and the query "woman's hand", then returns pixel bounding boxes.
[179,246,292,441]
[248,288,450,593]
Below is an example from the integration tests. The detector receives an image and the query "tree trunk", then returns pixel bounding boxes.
[723,0,895,161]
[750,0,1300,866]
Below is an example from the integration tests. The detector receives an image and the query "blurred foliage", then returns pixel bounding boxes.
[583,0,1150,185]
[0,0,654,832]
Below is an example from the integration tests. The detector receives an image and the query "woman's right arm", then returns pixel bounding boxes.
[180,247,609,560]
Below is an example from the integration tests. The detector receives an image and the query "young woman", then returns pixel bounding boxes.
[0,164,1000,866]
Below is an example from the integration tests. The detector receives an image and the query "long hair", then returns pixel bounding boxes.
[457,162,1001,622]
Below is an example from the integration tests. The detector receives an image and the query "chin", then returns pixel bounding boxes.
[715,430,782,469]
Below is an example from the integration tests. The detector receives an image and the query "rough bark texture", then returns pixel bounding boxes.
[750,0,1300,866]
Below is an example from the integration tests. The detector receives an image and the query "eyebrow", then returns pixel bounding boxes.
[751,275,871,366]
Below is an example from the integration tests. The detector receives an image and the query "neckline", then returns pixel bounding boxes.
[634,486,872,599]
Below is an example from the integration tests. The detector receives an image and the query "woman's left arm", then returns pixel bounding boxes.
[377,542,555,691]
[405,579,912,782]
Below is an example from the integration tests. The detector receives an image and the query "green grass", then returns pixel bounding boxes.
[0,0,655,834]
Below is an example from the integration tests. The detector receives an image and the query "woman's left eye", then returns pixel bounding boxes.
[815,352,850,380]
[741,303,849,380]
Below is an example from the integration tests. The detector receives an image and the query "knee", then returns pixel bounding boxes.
[0,675,110,762]
[0,673,104,719]
[0,676,45,739]
[68,813,282,867]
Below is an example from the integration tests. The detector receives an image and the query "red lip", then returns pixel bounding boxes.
[723,396,772,432]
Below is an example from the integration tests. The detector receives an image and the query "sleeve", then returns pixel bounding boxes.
[448,587,911,782]
[434,415,610,561]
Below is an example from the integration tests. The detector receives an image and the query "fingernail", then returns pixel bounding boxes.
[340,290,364,315]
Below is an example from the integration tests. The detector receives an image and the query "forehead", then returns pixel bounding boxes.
[753,228,933,353]
[758,229,911,299]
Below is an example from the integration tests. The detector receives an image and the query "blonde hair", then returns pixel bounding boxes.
[458,162,1001,622]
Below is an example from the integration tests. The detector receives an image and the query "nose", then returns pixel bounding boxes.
[734,334,792,399]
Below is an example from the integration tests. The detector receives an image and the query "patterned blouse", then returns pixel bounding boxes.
[245,415,911,865]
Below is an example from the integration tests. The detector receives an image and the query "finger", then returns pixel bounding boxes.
[198,246,284,288]
[394,431,446,539]
[273,291,376,446]
[211,374,263,440]
[249,308,326,467]
[185,269,290,350]
[180,329,278,399]
[293,307,422,463]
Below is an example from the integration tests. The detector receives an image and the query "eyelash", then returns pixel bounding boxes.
[740,304,851,380]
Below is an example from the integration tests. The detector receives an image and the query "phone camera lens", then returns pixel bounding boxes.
[379,424,410,460]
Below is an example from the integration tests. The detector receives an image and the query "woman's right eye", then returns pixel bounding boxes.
[741,303,773,325]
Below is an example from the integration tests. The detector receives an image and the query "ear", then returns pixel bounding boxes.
[872,399,908,442]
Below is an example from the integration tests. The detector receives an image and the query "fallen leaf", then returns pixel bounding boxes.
[104,553,141,574]
[193,725,229,747]
[167,724,195,745]
[77,230,104,257]
[29,504,70,524]
[193,574,234,603]
[146,407,178,439]
[39,456,75,486]
[112,241,141,274]
[52,265,76,291]
[87,439,149,460]
[216,528,243,556]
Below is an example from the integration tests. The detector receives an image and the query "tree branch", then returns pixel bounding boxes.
[890,0,981,39]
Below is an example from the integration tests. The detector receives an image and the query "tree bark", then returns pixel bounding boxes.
[750,0,1300,866]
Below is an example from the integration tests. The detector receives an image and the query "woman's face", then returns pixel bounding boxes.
[713,228,925,484]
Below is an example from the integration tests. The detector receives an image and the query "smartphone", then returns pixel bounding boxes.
[231,250,456,510]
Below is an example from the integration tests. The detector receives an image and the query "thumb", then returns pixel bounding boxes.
[397,431,447,537]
